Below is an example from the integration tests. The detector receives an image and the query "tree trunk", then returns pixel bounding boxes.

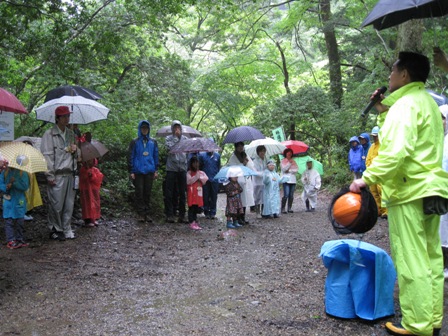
[320,0,343,108]
[275,41,296,140]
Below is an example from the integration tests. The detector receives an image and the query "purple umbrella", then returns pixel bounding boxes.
[222,126,265,144]
[169,137,221,154]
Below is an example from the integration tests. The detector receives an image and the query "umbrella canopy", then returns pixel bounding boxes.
[156,125,202,138]
[361,0,448,30]
[44,85,103,103]
[0,88,27,114]
[35,95,109,124]
[14,136,42,151]
[0,142,47,174]
[282,140,309,155]
[80,140,109,162]
[222,126,265,144]
[169,137,221,154]
[294,156,324,175]
[213,165,258,183]
[245,137,286,159]
[427,89,447,106]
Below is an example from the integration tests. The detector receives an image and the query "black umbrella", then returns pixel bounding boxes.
[222,126,265,144]
[44,85,103,102]
[361,0,448,30]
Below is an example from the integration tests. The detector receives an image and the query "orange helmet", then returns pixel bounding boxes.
[332,192,362,227]
[329,187,378,234]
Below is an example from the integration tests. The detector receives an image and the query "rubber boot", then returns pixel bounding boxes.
[226,220,237,229]
[305,199,310,212]
[281,197,288,214]
[233,219,243,228]
[255,204,262,219]
[287,197,294,213]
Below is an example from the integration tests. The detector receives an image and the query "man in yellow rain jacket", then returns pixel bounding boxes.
[350,52,448,336]
[365,126,387,219]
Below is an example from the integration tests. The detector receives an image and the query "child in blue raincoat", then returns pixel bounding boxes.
[0,167,30,249]
[262,160,288,218]
[348,136,364,179]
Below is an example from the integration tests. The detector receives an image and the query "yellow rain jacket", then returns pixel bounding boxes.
[362,81,447,335]
[363,82,448,206]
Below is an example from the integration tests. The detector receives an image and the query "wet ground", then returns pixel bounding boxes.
[0,192,447,335]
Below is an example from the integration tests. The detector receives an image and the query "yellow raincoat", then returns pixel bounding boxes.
[362,82,448,335]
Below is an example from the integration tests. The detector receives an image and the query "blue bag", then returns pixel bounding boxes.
[320,239,396,320]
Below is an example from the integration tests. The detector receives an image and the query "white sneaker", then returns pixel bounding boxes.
[444,268,448,280]
[24,214,33,221]
[65,231,75,239]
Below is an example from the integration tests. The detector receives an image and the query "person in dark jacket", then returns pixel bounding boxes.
[164,120,188,223]
[348,136,363,179]
[127,120,159,223]
[199,141,221,219]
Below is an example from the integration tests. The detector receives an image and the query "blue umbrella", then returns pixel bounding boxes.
[427,89,447,106]
[222,126,265,144]
[213,165,258,183]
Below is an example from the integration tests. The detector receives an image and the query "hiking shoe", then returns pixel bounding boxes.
[24,214,33,221]
[166,216,175,223]
[273,214,279,218]
[6,240,22,249]
[178,216,187,224]
[49,232,65,241]
[233,221,243,228]
[385,322,415,335]
[287,210,294,213]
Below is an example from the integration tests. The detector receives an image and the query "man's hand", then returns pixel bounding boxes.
[48,179,56,186]
[153,172,158,180]
[130,173,135,180]
[370,88,388,114]
[349,179,366,193]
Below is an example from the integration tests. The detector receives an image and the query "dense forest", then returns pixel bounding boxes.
[1,0,448,204]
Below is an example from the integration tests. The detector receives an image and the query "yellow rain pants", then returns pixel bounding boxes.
[388,199,443,336]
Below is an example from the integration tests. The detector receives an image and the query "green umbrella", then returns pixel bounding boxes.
[294,155,324,175]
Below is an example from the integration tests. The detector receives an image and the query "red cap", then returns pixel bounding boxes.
[55,106,71,116]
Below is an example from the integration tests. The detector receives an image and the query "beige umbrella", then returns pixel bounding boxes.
[0,142,47,174]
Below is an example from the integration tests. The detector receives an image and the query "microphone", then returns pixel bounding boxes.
[360,86,387,117]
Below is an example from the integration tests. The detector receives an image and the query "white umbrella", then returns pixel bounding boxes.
[245,137,286,159]
[35,95,109,124]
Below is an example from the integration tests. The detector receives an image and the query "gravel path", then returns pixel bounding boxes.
[0,191,446,335]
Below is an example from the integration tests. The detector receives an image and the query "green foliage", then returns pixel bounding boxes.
[3,0,448,196]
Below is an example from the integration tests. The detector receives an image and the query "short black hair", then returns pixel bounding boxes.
[188,155,199,171]
[256,145,266,155]
[396,51,430,83]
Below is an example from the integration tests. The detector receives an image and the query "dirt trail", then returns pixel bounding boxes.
[0,192,446,335]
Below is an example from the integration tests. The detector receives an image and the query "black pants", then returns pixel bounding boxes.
[134,173,154,216]
[164,171,186,218]
[188,205,199,223]
[203,180,219,217]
